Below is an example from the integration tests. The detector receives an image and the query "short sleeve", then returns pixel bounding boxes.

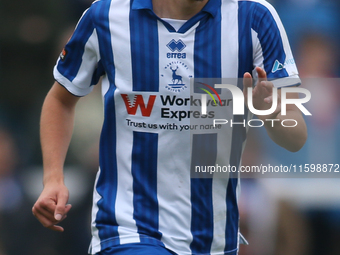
[53,5,103,96]
[251,1,300,88]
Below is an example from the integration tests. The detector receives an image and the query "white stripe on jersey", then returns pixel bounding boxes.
[210,1,239,253]
[221,0,239,79]
[217,0,239,173]
[156,20,198,254]
[109,0,133,85]
[210,178,229,253]
[90,169,102,253]
[109,0,140,246]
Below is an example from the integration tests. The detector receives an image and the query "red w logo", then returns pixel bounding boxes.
[121,94,156,117]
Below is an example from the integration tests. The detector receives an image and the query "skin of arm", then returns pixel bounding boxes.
[32,81,80,232]
[243,67,308,152]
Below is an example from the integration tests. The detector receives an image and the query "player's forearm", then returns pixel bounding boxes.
[263,110,307,152]
[40,83,79,185]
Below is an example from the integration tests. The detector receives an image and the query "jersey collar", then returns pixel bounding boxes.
[131,0,218,18]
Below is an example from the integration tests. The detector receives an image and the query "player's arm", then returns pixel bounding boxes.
[32,81,79,232]
[244,67,307,152]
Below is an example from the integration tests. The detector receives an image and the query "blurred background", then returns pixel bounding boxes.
[0,0,339,254]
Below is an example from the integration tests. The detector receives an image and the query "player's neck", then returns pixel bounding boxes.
[152,0,209,20]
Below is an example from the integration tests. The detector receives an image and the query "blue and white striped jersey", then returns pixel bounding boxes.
[54,0,299,254]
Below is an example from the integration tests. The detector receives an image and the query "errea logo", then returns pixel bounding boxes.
[166,39,186,59]
[167,39,186,52]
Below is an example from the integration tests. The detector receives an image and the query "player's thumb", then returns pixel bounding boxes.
[54,193,68,221]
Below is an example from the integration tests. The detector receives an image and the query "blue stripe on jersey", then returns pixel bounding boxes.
[130,3,159,92]
[131,131,162,241]
[190,134,217,254]
[194,4,221,78]
[96,84,119,247]
[91,59,105,86]
[250,2,289,79]
[190,9,221,254]
[224,117,243,252]
[92,1,115,84]
[57,8,94,83]
[93,0,119,249]
[224,178,239,253]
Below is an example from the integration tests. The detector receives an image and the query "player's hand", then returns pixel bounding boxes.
[243,67,281,120]
[32,181,71,232]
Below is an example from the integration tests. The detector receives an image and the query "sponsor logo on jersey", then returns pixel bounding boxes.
[272,58,296,73]
[272,60,284,73]
[121,94,156,117]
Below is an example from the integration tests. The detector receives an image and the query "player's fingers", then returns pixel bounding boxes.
[264,95,272,104]
[260,81,275,98]
[33,206,59,228]
[47,225,65,232]
[47,214,68,232]
[243,72,253,96]
[243,72,252,86]
[34,201,71,221]
[33,203,70,232]
[37,199,57,215]
[61,204,72,221]
[255,67,267,82]
[54,192,69,221]
[33,198,57,219]
[33,202,58,222]
[65,204,72,213]
[261,80,274,89]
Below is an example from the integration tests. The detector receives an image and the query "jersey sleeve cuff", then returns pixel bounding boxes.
[271,74,301,88]
[53,66,94,97]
